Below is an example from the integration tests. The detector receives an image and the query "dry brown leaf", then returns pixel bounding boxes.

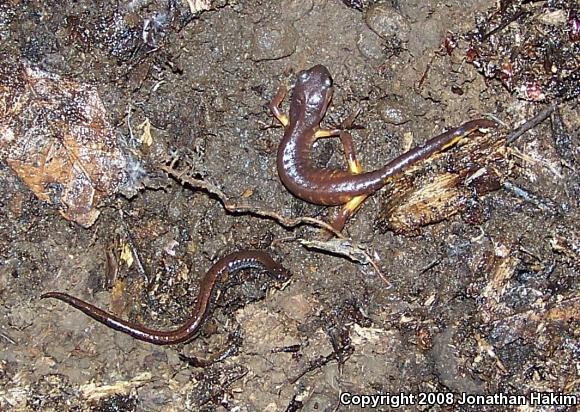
[0,61,129,227]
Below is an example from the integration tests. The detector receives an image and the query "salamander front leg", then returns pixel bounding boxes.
[315,108,363,176]
[338,130,363,175]
[269,84,289,127]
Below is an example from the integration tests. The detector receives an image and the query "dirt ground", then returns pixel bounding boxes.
[0,0,578,411]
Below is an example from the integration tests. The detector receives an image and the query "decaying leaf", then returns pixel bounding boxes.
[137,118,153,147]
[464,1,579,102]
[0,61,130,227]
[183,0,211,14]
[120,241,134,267]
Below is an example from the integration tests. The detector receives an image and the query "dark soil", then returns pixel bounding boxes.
[0,0,578,411]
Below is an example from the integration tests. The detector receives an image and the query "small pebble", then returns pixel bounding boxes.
[408,18,446,56]
[377,98,410,125]
[251,18,297,62]
[357,27,385,63]
[364,3,410,42]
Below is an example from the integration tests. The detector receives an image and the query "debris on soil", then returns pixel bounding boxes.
[341,0,364,12]
[187,363,248,409]
[299,238,373,265]
[1,0,578,410]
[463,0,580,101]
[184,0,213,15]
[161,157,343,236]
[551,230,580,269]
[80,372,151,403]
[376,130,508,234]
[362,2,409,59]
[0,60,135,227]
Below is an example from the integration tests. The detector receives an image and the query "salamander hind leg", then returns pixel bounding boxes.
[330,194,369,233]
[331,130,368,233]
[314,128,362,171]
[317,126,367,234]
[335,127,367,232]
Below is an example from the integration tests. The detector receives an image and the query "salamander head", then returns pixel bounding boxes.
[290,65,333,123]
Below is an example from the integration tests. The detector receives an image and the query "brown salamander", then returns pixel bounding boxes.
[269,64,497,231]
[42,250,290,345]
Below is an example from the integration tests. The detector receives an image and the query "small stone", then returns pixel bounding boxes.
[408,17,445,56]
[357,27,385,63]
[364,3,410,43]
[251,19,297,62]
[377,98,410,125]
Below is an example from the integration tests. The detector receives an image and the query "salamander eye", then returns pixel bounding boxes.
[298,71,310,82]
[323,77,332,88]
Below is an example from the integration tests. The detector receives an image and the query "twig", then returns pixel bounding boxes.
[161,161,390,285]
[485,296,580,325]
[0,331,16,345]
[502,181,558,214]
[161,163,344,237]
[506,102,559,145]
[118,209,149,283]
[288,344,353,384]
[416,54,435,91]
[482,9,527,41]
[299,239,390,287]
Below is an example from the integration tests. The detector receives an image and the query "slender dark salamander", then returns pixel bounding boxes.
[41,250,290,345]
[269,64,497,231]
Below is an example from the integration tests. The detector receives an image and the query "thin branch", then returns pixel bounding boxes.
[160,161,390,285]
[161,163,343,237]
[506,102,559,145]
